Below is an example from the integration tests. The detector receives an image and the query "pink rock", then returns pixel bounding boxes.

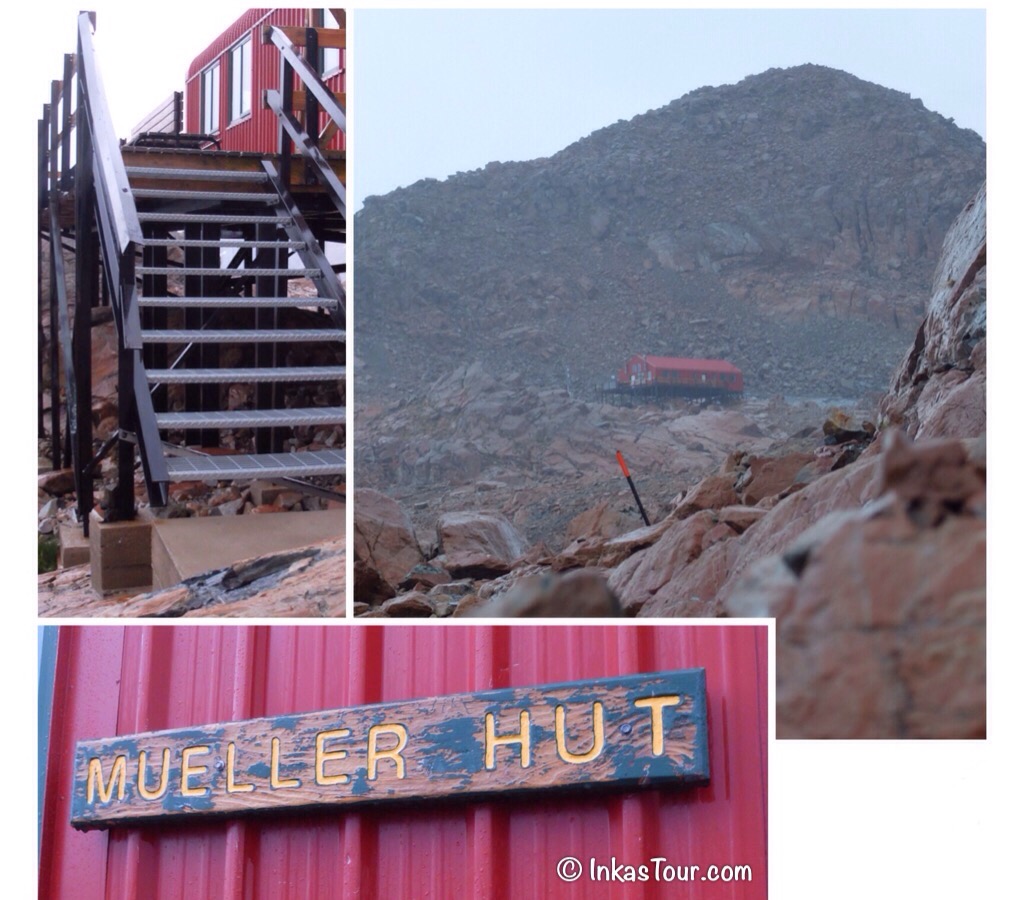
[716,505,767,533]
[437,510,529,576]
[469,567,620,617]
[672,473,738,519]
[634,540,737,618]
[726,502,984,739]
[354,488,424,603]
[737,452,816,505]
[701,521,738,552]
[38,469,76,496]
[381,591,435,617]
[610,511,719,615]
[563,500,637,544]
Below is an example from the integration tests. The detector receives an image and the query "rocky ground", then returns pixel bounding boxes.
[38,538,345,618]
[357,377,869,549]
[355,183,987,739]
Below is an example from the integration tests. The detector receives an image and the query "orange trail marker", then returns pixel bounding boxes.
[616,450,650,526]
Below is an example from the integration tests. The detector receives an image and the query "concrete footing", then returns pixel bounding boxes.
[86,506,344,597]
[58,522,90,569]
[89,510,153,595]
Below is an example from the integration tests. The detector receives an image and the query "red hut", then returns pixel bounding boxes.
[616,354,744,398]
[185,8,345,153]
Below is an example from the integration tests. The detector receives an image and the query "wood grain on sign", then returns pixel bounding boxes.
[71,669,708,829]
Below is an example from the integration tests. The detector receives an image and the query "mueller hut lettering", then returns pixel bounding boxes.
[71,669,709,828]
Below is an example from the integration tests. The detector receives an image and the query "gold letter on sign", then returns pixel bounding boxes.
[555,702,605,764]
[633,695,681,756]
[86,756,127,804]
[226,742,254,794]
[316,728,352,785]
[270,737,300,789]
[367,724,408,780]
[137,748,170,801]
[484,710,531,769]
[180,745,210,797]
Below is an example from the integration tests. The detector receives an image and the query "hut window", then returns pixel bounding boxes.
[320,9,342,76]
[201,62,220,133]
[229,35,252,122]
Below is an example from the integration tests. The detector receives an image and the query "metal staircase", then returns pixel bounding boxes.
[40,12,347,532]
[127,162,345,489]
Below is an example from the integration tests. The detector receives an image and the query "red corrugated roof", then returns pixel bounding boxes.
[642,355,742,374]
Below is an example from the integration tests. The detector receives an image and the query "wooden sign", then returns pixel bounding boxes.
[71,669,708,829]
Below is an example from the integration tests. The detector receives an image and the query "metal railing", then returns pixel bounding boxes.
[39,12,168,533]
[129,91,183,142]
[263,24,345,219]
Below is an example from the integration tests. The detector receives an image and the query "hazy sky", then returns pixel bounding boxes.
[353,7,986,209]
[27,3,247,135]
[21,5,985,211]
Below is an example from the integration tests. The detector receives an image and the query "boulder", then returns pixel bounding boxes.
[354,488,423,604]
[736,451,816,504]
[469,567,621,617]
[610,511,723,615]
[380,591,435,618]
[436,511,529,577]
[39,469,76,496]
[726,499,984,739]
[563,500,637,544]
[672,473,739,519]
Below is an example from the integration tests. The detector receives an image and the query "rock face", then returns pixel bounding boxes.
[353,488,423,602]
[356,64,984,400]
[436,511,529,576]
[881,183,986,440]
[727,433,985,738]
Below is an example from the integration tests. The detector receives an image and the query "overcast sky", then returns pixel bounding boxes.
[353,7,986,209]
[20,5,985,211]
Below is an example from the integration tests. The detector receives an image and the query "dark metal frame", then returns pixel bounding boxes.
[39,12,168,534]
[264,25,346,219]
[39,13,347,535]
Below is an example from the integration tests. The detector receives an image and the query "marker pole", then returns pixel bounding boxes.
[616,450,651,527]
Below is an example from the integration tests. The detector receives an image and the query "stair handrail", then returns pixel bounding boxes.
[264,24,345,218]
[72,12,167,521]
[75,11,143,350]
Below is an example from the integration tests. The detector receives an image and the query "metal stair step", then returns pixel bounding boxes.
[138,266,320,277]
[147,366,345,384]
[156,407,345,429]
[139,296,340,309]
[133,189,278,202]
[138,238,306,249]
[142,328,344,343]
[125,167,269,182]
[164,449,346,480]
[138,213,290,225]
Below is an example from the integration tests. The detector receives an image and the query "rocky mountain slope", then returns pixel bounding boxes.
[356,64,984,399]
[354,182,986,739]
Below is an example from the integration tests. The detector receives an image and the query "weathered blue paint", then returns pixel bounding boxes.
[70,668,709,829]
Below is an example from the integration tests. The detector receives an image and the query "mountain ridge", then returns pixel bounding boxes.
[355,63,985,399]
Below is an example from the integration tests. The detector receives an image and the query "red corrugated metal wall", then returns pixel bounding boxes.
[185,8,345,153]
[41,625,767,899]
